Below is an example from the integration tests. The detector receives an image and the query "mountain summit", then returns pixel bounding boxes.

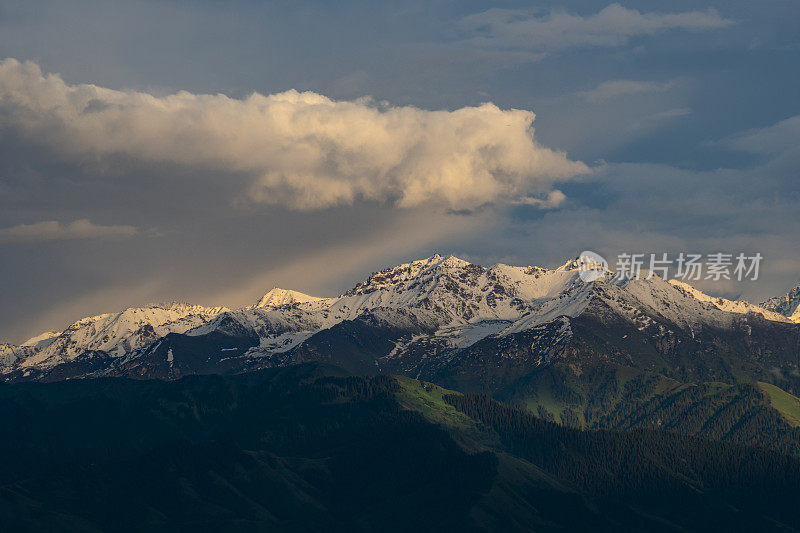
[255,287,331,310]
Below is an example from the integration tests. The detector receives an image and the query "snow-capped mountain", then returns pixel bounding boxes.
[2,254,799,384]
[5,303,227,378]
[0,343,36,370]
[761,285,800,321]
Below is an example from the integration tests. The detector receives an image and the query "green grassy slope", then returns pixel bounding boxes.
[759,381,800,427]
[492,360,800,455]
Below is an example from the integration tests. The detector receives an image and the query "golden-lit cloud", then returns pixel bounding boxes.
[0,59,589,211]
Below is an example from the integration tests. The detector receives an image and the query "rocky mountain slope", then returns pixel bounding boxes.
[762,284,800,321]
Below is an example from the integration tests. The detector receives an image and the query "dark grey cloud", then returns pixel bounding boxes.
[722,115,800,157]
[576,79,676,102]
[458,4,733,51]
[0,219,139,244]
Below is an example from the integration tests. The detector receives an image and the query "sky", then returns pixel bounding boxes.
[0,0,799,343]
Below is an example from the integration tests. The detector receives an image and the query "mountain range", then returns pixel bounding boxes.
[3,253,800,452]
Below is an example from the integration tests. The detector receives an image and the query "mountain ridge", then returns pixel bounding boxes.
[3,254,799,388]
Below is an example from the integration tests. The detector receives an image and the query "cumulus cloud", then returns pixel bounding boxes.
[0,59,588,211]
[0,219,139,244]
[459,4,733,50]
[577,79,675,102]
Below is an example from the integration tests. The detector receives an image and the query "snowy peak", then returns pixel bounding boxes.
[0,343,35,369]
[761,285,800,320]
[18,302,229,369]
[669,280,789,322]
[341,254,474,296]
[21,330,61,350]
[555,256,582,271]
[255,287,329,309]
